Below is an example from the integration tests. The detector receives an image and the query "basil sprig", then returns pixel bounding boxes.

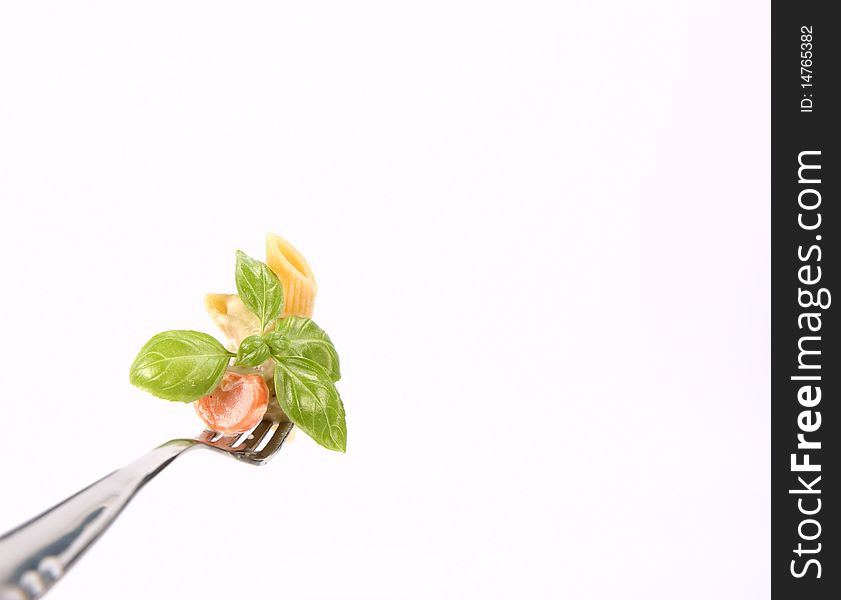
[129,250,347,452]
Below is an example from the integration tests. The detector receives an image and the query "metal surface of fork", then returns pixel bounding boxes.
[0,401,292,600]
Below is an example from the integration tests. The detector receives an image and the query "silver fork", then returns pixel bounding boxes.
[0,401,293,600]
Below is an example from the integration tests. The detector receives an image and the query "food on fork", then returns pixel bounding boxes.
[129,234,346,452]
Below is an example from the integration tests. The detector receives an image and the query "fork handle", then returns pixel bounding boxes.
[0,440,197,600]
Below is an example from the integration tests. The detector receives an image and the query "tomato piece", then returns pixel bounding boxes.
[195,371,269,435]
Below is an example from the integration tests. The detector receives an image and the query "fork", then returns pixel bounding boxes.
[0,401,293,600]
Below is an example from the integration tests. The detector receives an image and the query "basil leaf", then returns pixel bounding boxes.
[235,335,271,367]
[269,317,341,382]
[274,356,347,452]
[263,330,293,356]
[235,250,283,331]
[129,330,232,402]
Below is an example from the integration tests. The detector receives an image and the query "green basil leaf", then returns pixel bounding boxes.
[129,330,232,402]
[235,335,271,367]
[263,331,293,356]
[235,250,283,331]
[274,356,347,452]
[269,317,341,382]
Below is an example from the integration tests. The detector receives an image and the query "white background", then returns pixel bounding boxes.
[0,1,769,598]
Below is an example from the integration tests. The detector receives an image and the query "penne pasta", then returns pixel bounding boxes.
[265,233,317,318]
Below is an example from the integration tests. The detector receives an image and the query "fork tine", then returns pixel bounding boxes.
[191,400,292,464]
[242,419,274,451]
[251,422,294,462]
[215,434,241,448]
[196,429,218,442]
[229,430,252,449]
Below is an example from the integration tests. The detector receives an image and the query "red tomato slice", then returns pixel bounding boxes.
[195,372,269,435]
